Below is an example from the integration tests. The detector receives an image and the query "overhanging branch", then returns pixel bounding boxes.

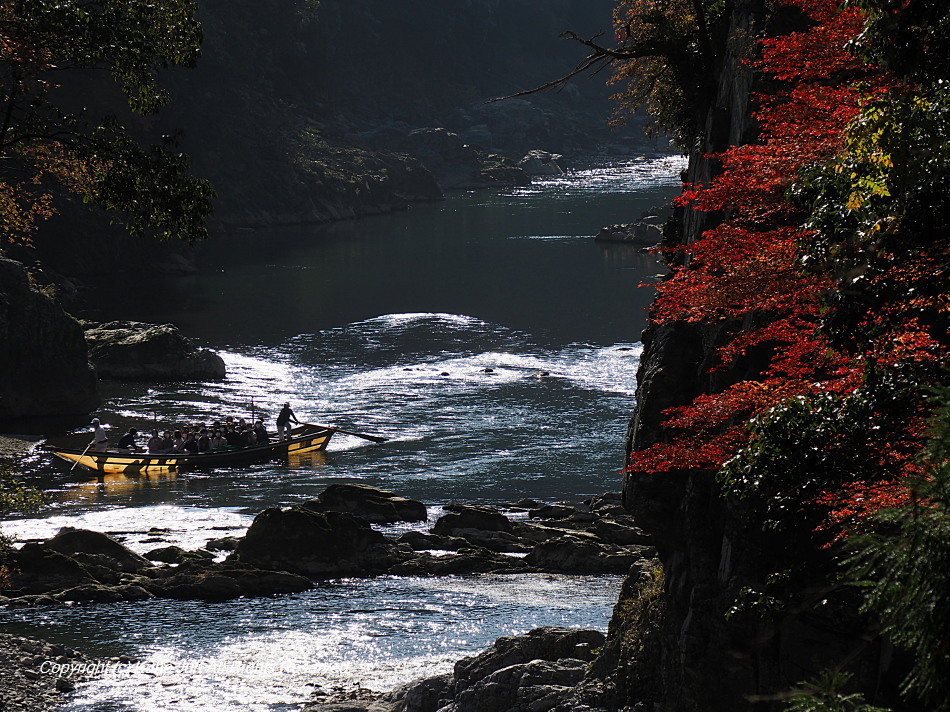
[488,30,683,103]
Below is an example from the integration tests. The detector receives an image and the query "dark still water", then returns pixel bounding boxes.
[2,156,685,711]
[83,158,680,347]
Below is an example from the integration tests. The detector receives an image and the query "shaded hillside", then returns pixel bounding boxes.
[16,0,659,282]
[159,0,655,227]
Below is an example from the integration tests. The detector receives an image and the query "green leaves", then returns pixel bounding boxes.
[783,671,892,712]
[11,0,202,114]
[845,384,950,708]
[0,461,44,516]
[87,124,214,243]
[0,0,212,243]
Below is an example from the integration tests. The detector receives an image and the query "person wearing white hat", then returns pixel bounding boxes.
[90,418,109,452]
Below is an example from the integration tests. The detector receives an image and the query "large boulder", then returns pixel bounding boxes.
[527,504,586,521]
[0,257,99,425]
[433,505,512,536]
[146,562,312,602]
[387,549,527,577]
[84,320,225,381]
[397,531,468,552]
[373,627,605,712]
[43,528,151,573]
[54,583,153,604]
[230,506,404,576]
[524,537,650,574]
[384,672,454,712]
[306,484,427,524]
[452,627,604,691]
[517,150,565,176]
[449,658,588,712]
[593,222,663,246]
[2,544,98,596]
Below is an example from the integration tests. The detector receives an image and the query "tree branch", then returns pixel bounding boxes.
[488,31,682,103]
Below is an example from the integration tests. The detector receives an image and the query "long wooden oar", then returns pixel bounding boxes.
[308,423,388,443]
[70,443,92,472]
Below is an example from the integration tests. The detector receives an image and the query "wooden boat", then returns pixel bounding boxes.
[48,423,336,475]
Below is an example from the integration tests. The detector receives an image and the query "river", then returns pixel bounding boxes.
[1,155,684,711]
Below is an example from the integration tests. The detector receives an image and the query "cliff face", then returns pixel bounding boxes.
[0,259,99,427]
[602,1,902,709]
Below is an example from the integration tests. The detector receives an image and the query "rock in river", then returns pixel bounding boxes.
[593,222,663,246]
[84,320,225,381]
[433,504,512,536]
[524,537,649,574]
[229,506,404,576]
[305,483,427,524]
[43,527,151,573]
[518,150,566,176]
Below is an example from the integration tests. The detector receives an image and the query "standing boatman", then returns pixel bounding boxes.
[276,402,300,441]
[90,418,109,452]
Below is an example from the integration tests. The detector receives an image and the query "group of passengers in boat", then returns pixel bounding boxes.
[144,418,272,454]
[90,403,302,455]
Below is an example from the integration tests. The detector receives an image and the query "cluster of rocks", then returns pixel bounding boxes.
[83,320,226,382]
[354,127,531,191]
[0,526,312,606]
[303,626,606,712]
[0,257,228,423]
[0,484,653,606]
[0,633,95,712]
[593,205,673,248]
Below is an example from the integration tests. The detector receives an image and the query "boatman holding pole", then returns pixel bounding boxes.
[90,418,109,452]
[276,403,300,441]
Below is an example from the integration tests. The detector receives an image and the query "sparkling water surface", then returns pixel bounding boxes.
[1,156,685,711]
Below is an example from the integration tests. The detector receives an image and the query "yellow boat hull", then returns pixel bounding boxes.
[51,425,334,475]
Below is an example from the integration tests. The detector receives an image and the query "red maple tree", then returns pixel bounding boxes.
[626,0,947,533]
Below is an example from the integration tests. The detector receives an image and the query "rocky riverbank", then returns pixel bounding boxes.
[0,435,43,461]
[0,484,651,710]
[303,626,606,712]
[0,485,653,606]
[0,623,607,712]
[0,633,97,712]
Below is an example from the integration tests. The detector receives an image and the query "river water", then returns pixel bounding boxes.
[1,156,684,711]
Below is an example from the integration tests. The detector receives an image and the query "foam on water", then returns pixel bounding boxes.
[1,505,252,553]
[504,156,687,199]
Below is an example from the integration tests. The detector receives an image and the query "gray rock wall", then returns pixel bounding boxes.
[0,258,98,426]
